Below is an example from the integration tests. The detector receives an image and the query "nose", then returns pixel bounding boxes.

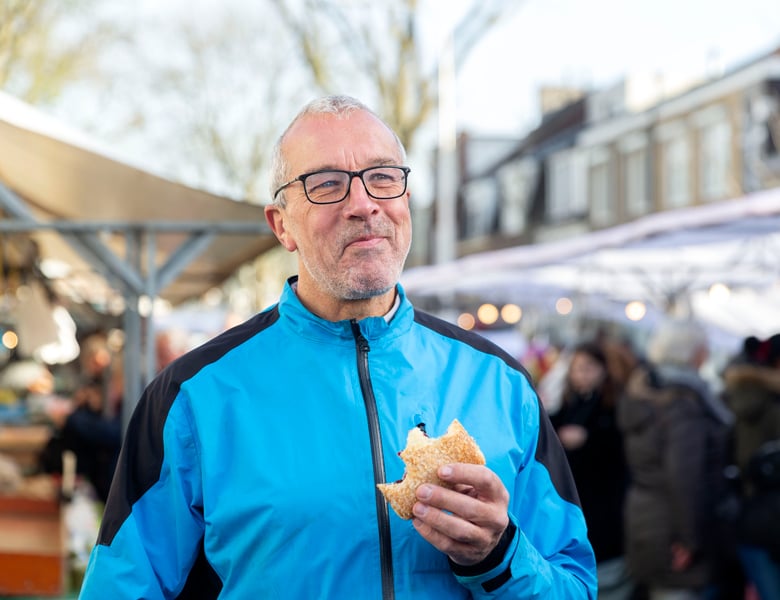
[343,174,379,214]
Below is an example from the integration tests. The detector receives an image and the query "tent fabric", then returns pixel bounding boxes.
[0,90,276,307]
[401,187,780,339]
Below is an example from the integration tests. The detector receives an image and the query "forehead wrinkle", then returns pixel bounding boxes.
[281,111,405,179]
[298,156,403,174]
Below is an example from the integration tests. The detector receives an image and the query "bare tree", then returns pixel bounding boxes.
[80,5,308,205]
[268,0,523,153]
[77,0,523,203]
[17,1,524,309]
[0,0,120,103]
[155,12,291,202]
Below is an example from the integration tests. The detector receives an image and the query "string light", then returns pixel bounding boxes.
[1,330,18,349]
[625,301,647,321]
[555,297,573,315]
[477,303,499,325]
[501,303,522,324]
[708,283,730,301]
[457,312,476,330]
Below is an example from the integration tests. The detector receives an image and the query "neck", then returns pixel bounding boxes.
[293,278,397,321]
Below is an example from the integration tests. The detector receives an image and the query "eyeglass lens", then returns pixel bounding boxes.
[305,167,407,204]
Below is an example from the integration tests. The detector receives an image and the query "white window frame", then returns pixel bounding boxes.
[619,132,650,218]
[461,178,498,239]
[693,106,731,202]
[588,146,613,226]
[656,120,691,209]
[497,158,537,236]
[547,149,586,221]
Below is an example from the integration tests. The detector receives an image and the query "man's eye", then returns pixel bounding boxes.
[308,174,345,193]
[366,171,395,184]
[312,179,339,190]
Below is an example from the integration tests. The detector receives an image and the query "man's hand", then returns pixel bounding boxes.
[411,463,510,566]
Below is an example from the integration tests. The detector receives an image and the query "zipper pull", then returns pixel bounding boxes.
[350,319,371,352]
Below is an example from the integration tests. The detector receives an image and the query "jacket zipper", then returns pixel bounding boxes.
[350,319,395,600]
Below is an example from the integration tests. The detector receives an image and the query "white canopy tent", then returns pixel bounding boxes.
[402,187,780,342]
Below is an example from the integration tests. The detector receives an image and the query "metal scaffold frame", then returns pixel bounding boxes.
[0,181,270,433]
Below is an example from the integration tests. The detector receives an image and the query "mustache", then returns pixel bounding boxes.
[339,220,394,245]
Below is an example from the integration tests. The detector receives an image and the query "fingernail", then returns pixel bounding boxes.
[417,484,432,500]
[440,465,453,478]
[413,503,427,517]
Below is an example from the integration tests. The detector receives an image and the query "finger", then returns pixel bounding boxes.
[413,498,482,542]
[412,508,493,565]
[411,503,506,566]
[438,464,509,507]
[413,465,511,565]
[417,483,494,526]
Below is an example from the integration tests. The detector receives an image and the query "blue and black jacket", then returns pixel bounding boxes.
[80,279,596,599]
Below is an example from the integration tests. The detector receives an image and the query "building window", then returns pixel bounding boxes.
[497,159,536,236]
[619,132,650,218]
[699,119,731,201]
[625,147,650,217]
[663,135,690,208]
[461,179,498,239]
[547,149,586,221]
[590,161,611,226]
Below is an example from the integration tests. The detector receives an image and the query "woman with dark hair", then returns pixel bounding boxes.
[550,340,635,599]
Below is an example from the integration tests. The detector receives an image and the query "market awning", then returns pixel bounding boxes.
[0,90,276,308]
[0,91,278,429]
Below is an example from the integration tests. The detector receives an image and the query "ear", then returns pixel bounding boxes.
[264,205,297,252]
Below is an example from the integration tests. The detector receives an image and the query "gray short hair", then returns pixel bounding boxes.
[269,95,407,207]
[646,319,709,367]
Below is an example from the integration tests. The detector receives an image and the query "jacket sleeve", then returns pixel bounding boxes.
[454,395,597,599]
[78,385,206,600]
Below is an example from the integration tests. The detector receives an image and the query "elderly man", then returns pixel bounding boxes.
[79,95,596,599]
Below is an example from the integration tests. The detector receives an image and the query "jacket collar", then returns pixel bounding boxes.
[277,276,414,344]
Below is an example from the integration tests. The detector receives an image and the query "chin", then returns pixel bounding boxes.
[344,283,395,301]
[340,264,400,299]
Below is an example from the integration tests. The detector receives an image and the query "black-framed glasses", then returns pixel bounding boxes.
[273,165,411,205]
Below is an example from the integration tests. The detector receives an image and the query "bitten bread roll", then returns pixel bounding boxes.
[377,419,485,520]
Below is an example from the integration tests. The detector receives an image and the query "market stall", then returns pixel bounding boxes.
[402,186,780,342]
[0,90,277,426]
[0,91,277,596]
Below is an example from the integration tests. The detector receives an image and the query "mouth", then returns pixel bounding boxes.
[340,220,394,254]
[346,235,385,249]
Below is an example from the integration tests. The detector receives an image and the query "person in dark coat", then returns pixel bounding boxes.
[618,319,733,600]
[722,333,780,599]
[550,340,635,599]
[723,335,780,474]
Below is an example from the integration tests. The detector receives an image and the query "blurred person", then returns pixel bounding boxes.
[536,346,570,414]
[618,319,734,600]
[520,337,560,386]
[550,340,635,600]
[155,328,192,372]
[60,358,122,503]
[722,334,780,599]
[77,333,112,383]
[78,95,597,599]
[41,335,122,503]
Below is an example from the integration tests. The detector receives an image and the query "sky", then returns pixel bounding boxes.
[449,0,780,135]
[30,0,780,199]
[79,0,780,142]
